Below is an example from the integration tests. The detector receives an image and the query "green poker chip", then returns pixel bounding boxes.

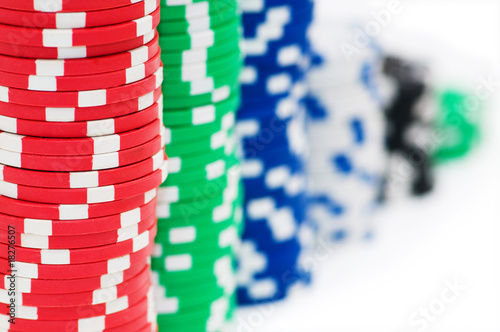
[160,174,231,203]
[156,211,244,247]
[165,128,235,157]
[159,18,240,51]
[156,214,238,241]
[157,185,242,229]
[165,111,234,145]
[154,260,236,287]
[162,67,240,98]
[163,93,239,126]
[153,237,238,260]
[158,5,238,35]
[433,89,481,163]
[159,0,238,22]
[167,140,237,174]
[163,83,238,109]
[155,1,240,327]
[161,34,240,66]
[166,152,238,185]
[162,50,241,82]
[154,285,235,318]
[156,289,230,318]
[157,296,236,332]
[152,251,237,280]
[157,183,242,222]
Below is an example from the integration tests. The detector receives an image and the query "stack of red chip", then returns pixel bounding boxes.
[0,0,165,330]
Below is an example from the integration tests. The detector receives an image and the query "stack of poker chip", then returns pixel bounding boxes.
[306,5,387,244]
[382,55,435,197]
[0,0,165,331]
[236,0,314,305]
[152,0,243,330]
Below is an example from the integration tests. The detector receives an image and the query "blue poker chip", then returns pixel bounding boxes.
[241,66,306,97]
[237,239,310,305]
[242,4,314,38]
[239,92,305,117]
[242,194,308,236]
[238,0,314,306]
[244,41,312,68]
[240,128,298,155]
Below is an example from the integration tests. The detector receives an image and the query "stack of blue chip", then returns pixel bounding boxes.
[236,0,314,305]
[306,13,387,244]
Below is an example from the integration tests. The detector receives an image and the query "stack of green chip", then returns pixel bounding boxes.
[433,89,482,163]
[153,0,243,331]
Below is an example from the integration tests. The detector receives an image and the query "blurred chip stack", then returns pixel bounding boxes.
[433,89,482,163]
[152,0,243,330]
[236,0,314,305]
[0,0,165,330]
[382,55,435,197]
[306,0,387,244]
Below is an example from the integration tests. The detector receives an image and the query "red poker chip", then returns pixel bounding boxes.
[0,0,160,29]
[0,133,165,172]
[0,282,151,320]
[0,50,161,92]
[0,160,167,204]
[0,67,163,107]
[0,7,161,48]
[0,213,157,249]
[0,87,162,122]
[0,151,165,189]
[0,2,162,327]
[0,224,157,265]
[0,101,162,138]
[0,266,150,307]
[0,198,157,236]
[0,261,148,294]
[0,0,153,13]
[0,293,151,331]
[0,34,159,76]
[0,242,155,279]
[0,30,156,60]
[0,188,158,220]
[0,118,162,156]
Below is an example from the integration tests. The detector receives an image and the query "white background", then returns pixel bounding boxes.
[237,1,500,331]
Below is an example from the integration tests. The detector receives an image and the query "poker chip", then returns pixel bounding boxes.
[0,160,168,204]
[152,1,242,330]
[0,265,150,306]
[0,117,163,155]
[0,51,162,92]
[0,0,161,29]
[1,0,155,12]
[0,132,165,172]
[305,1,387,245]
[433,89,481,163]
[0,225,156,266]
[0,5,162,331]
[0,87,163,122]
[0,215,157,250]
[0,67,163,107]
[0,293,153,331]
[235,0,314,305]
[0,8,161,48]
[0,34,160,77]
[0,199,157,236]
[0,281,151,320]
[382,55,435,197]
[0,101,163,138]
[0,29,157,60]
[0,189,158,220]
[0,242,155,280]
[0,260,147,293]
